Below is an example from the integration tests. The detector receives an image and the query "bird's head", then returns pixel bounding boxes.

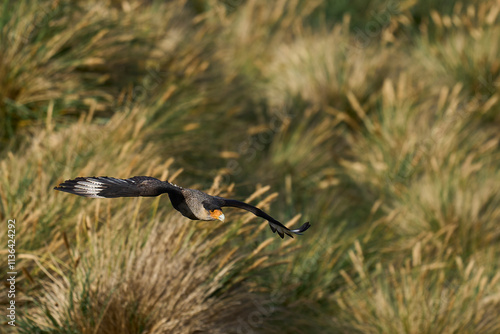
[209,208,225,222]
[203,202,225,222]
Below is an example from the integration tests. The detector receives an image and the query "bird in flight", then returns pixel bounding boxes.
[54,176,311,238]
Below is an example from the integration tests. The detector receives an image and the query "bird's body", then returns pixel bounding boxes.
[54,176,311,238]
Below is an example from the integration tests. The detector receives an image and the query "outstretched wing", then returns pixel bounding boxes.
[217,198,311,238]
[54,176,181,198]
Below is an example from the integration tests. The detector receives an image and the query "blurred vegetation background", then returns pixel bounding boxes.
[1,0,500,333]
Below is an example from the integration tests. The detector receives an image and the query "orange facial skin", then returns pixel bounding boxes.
[209,209,224,221]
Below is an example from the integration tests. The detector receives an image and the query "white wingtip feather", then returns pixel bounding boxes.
[74,179,106,198]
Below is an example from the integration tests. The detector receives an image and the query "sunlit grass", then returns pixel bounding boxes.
[333,244,500,333]
[21,188,294,334]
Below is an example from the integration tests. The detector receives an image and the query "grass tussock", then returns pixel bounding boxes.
[0,0,193,142]
[22,206,288,334]
[1,0,500,333]
[334,242,500,334]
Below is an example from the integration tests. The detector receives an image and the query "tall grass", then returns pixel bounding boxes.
[20,190,293,334]
[0,0,192,143]
[1,0,500,333]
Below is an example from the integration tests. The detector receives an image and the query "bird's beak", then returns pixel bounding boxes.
[217,213,225,222]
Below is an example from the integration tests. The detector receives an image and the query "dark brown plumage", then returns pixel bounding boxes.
[54,176,311,238]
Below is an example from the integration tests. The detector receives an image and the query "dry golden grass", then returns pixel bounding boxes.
[333,242,500,334]
[0,0,195,142]
[24,200,290,334]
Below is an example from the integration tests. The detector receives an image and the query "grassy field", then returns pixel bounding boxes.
[1,0,500,333]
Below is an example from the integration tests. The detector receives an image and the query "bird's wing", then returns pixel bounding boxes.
[217,198,311,238]
[54,176,181,198]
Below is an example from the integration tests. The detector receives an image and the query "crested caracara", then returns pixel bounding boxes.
[54,176,311,238]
